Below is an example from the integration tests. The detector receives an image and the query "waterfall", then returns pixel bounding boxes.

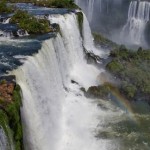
[11,12,115,150]
[0,128,9,150]
[0,16,10,24]
[99,0,102,12]
[12,37,65,150]
[0,30,14,38]
[0,125,14,150]
[121,0,150,46]
[82,13,106,57]
[74,0,113,19]
[74,0,79,5]
[87,0,95,22]
[74,0,101,21]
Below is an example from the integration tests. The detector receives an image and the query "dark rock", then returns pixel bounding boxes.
[86,84,110,99]
[71,80,79,85]
[85,51,101,64]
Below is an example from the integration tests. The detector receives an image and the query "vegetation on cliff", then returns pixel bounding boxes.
[10,10,52,34]
[86,45,150,103]
[0,77,23,150]
[0,1,70,35]
[93,32,118,49]
[86,83,110,99]
[0,0,14,13]
[106,46,150,101]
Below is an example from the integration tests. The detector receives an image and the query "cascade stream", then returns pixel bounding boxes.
[11,13,115,150]
[0,1,150,150]
[121,0,150,46]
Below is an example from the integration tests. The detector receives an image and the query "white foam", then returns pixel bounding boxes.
[121,1,150,46]
[11,13,114,150]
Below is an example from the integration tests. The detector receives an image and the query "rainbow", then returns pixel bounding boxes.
[106,83,140,125]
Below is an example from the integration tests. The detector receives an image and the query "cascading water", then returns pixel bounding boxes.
[75,0,103,14]
[121,0,150,47]
[75,0,100,22]
[11,12,117,150]
[0,125,14,150]
[0,15,28,39]
[0,1,146,149]
[74,0,119,19]
[82,13,107,57]
[74,0,126,37]
[99,0,102,12]
[0,16,10,24]
[0,28,28,39]
[87,0,95,22]
[0,2,149,150]
[0,127,9,150]
[74,0,79,5]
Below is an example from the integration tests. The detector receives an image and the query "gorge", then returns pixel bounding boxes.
[0,0,150,150]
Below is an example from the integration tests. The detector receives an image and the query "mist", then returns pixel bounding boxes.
[75,0,150,49]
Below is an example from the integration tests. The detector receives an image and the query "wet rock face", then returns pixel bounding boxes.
[0,76,16,104]
[0,82,14,102]
[85,51,101,65]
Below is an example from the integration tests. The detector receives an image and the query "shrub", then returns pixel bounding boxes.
[122,84,137,98]
[10,10,51,34]
[0,0,14,13]
[107,47,150,101]
[5,84,23,150]
[86,83,110,99]
[106,60,124,73]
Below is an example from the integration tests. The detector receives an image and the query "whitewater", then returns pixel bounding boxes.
[10,12,116,150]
[121,0,150,46]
